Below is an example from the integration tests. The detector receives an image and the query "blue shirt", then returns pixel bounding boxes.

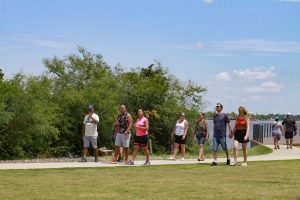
[213,113,230,137]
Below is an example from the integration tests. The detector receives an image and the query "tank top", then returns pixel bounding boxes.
[235,117,247,130]
[195,120,206,136]
[135,117,148,136]
[117,112,129,134]
[175,120,187,136]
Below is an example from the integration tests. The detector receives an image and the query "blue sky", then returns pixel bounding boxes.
[1,0,300,114]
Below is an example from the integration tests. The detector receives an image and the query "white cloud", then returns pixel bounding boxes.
[214,72,232,81]
[197,39,300,53]
[245,81,282,93]
[202,0,214,4]
[233,67,275,80]
[0,34,75,49]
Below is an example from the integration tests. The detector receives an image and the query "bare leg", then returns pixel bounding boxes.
[172,143,179,159]
[112,146,120,161]
[290,139,293,148]
[124,147,129,163]
[233,140,239,163]
[131,145,140,161]
[82,148,88,158]
[286,139,289,148]
[200,145,205,160]
[142,147,150,162]
[93,148,98,159]
[180,144,185,159]
[242,143,248,163]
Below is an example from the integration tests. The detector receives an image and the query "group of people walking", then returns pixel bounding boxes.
[79,103,298,167]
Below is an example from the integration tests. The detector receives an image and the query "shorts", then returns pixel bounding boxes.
[175,135,186,145]
[115,133,131,148]
[213,136,227,152]
[285,131,294,139]
[83,136,98,149]
[134,135,149,147]
[196,134,206,145]
[273,133,281,141]
[234,129,249,143]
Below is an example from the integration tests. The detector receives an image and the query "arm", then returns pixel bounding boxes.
[125,114,133,135]
[89,114,99,124]
[245,117,250,140]
[182,121,189,139]
[228,122,233,138]
[205,121,209,140]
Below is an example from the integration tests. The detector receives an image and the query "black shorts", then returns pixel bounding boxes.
[133,135,149,147]
[175,135,186,144]
[234,129,249,143]
[285,131,294,139]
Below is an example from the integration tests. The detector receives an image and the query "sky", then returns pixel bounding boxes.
[1,0,300,114]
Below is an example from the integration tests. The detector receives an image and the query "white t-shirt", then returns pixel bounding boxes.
[83,113,99,136]
[175,120,187,136]
[272,121,283,135]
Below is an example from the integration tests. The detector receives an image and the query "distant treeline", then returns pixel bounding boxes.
[0,47,207,160]
[205,112,300,121]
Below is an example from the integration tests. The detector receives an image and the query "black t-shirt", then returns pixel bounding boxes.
[282,117,296,132]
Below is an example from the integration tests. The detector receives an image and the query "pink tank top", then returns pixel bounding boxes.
[135,117,148,136]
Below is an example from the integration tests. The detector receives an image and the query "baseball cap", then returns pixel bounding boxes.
[287,112,291,116]
[87,105,95,110]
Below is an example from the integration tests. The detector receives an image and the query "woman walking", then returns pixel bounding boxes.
[272,117,283,149]
[169,112,189,161]
[127,109,151,165]
[231,106,250,167]
[193,112,209,161]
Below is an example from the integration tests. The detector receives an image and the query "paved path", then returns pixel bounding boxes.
[0,145,299,170]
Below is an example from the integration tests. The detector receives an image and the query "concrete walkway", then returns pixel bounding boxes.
[0,145,299,170]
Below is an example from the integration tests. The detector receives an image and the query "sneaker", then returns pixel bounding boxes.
[241,162,247,167]
[94,157,99,162]
[198,158,205,162]
[226,159,231,165]
[274,147,277,150]
[290,145,293,149]
[286,146,290,149]
[127,160,134,165]
[168,157,175,160]
[78,157,87,162]
[181,157,185,161]
[210,161,217,166]
[110,160,117,164]
[277,145,280,149]
[143,161,151,166]
[230,161,236,166]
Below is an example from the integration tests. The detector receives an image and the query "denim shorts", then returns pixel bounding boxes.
[213,136,227,152]
[196,134,206,145]
[83,136,98,149]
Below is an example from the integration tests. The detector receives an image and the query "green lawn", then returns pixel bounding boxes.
[0,160,299,200]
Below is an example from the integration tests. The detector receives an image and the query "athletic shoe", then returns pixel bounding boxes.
[241,162,247,167]
[143,161,151,166]
[198,158,205,162]
[168,157,175,160]
[78,157,87,162]
[210,161,217,166]
[226,159,231,165]
[110,160,117,164]
[286,146,290,149]
[181,157,185,161]
[127,160,134,165]
[277,145,280,149]
[290,145,293,149]
[94,157,99,162]
[230,161,236,166]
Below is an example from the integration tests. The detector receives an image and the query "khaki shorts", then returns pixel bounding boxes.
[115,133,131,148]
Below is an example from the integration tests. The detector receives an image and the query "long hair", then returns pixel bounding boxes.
[238,106,250,118]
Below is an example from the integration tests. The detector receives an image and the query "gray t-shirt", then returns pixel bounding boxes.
[272,121,282,135]
[213,113,230,137]
[282,117,296,132]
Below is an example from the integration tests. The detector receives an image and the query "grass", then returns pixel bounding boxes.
[0,160,300,200]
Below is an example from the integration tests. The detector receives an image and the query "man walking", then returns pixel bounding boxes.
[211,103,233,166]
[282,112,297,149]
[79,105,100,162]
[111,104,133,164]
